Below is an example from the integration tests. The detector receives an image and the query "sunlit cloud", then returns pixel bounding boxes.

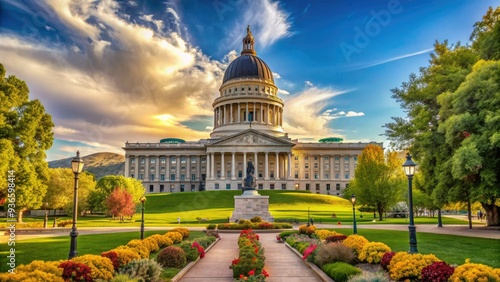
[305,80,314,87]
[278,89,289,95]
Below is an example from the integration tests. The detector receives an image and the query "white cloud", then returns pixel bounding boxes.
[273,72,281,79]
[345,111,365,117]
[305,80,314,87]
[278,89,289,95]
[320,110,365,120]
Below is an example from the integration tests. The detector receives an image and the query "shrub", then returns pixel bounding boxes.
[302,243,317,260]
[195,236,217,249]
[143,237,160,253]
[57,220,73,227]
[192,241,206,258]
[257,222,274,229]
[298,224,316,235]
[157,246,187,268]
[0,270,64,282]
[60,260,92,282]
[171,227,190,239]
[118,258,163,282]
[322,262,362,282]
[111,247,142,267]
[380,252,395,271]
[314,242,357,267]
[123,241,150,258]
[72,254,115,281]
[421,261,455,282]
[205,229,220,238]
[449,260,500,282]
[16,260,63,277]
[179,241,200,262]
[342,234,368,255]
[388,252,440,281]
[250,216,263,222]
[326,234,348,243]
[347,271,390,282]
[148,234,173,248]
[102,251,120,271]
[110,274,140,282]
[206,224,217,229]
[165,231,183,244]
[279,230,298,240]
[315,229,343,240]
[358,242,391,264]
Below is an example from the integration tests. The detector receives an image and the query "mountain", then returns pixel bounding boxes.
[48,152,125,179]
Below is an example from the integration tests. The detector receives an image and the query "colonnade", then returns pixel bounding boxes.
[214,102,283,127]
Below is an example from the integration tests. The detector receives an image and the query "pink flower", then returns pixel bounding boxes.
[302,243,317,260]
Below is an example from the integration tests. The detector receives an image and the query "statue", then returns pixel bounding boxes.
[243,159,257,190]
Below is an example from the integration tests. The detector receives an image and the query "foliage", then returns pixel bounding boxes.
[234,269,270,282]
[298,224,316,235]
[71,254,115,281]
[101,251,120,271]
[325,234,348,243]
[178,241,200,262]
[165,231,183,244]
[342,234,369,255]
[0,269,64,282]
[0,63,54,221]
[250,216,263,222]
[380,252,395,271]
[321,262,362,282]
[110,274,139,282]
[107,187,137,221]
[16,260,63,277]
[191,241,205,258]
[205,229,220,239]
[314,242,357,267]
[314,229,343,240]
[449,259,500,282]
[147,234,173,248]
[421,261,455,282]
[125,240,150,258]
[110,247,142,267]
[206,224,217,229]
[171,227,190,239]
[142,237,160,253]
[157,246,187,268]
[118,258,163,282]
[358,242,391,264]
[302,243,317,260]
[60,260,93,282]
[217,222,291,230]
[388,252,440,281]
[347,271,390,282]
[347,145,406,220]
[231,229,266,279]
[89,175,145,213]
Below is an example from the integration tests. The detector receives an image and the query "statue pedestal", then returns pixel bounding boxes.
[230,190,274,222]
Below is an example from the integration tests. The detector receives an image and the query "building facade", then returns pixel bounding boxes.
[123,27,382,196]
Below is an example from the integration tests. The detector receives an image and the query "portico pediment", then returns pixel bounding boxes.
[209,129,295,147]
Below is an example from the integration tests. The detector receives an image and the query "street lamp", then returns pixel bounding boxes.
[140,196,146,239]
[68,151,84,259]
[351,194,357,234]
[43,202,49,228]
[402,153,418,254]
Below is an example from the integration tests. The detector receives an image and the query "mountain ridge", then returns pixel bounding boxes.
[48,152,125,179]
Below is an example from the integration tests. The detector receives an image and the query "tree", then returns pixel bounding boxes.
[44,168,96,215]
[347,144,406,220]
[89,175,144,213]
[0,63,54,222]
[106,187,136,222]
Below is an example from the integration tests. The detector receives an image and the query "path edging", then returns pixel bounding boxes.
[171,237,220,282]
[285,242,334,282]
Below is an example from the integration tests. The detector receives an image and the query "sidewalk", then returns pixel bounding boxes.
[179,232,321,282]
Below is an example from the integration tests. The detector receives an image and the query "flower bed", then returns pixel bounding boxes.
[230,229,270,281]
[215,220,292,230]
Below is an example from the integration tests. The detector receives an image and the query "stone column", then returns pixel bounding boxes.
[243,152,247,177]
[275,152,280,180]
[197,155,201,181]
[238,103,241,122]
[176,155,180,181]
[246,102,249,122]
[145,156,150,181]
[254,152,258,178]
[134,156,139,179]
[288,153,292,179]
[221,153,225,180]
[330,156,334,180]
[186,155,191,182]
[155,156,160,181]
[231,152,236,180]
[320,155,324,180]
[230,103,233,123]
[124,155,130,177]
[166,156,170,182]
[265,152,269,180]
[211,153,215,180]
[266,103,269,124]
[253,102,256,122]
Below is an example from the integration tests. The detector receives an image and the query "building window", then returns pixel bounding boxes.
[160,185,164,192]
[171,157,176,164]
[181,157,187,164]
[346,183,349,189]
[295,163,298,168]
[336,183,340,190]
[316,184,320,190]
[335,157,339,161]
[180,174,185,181]
[314,156,318,160]
[201,158,206,163]
[314,163,318,169]
[140,158,145,164]
[345,157,349,161]
[215,183,219,190]
[238,183,243,190]
[324,164,329,169]
[345,173,349,179]
[238,171,242,178]
[305,163,309,169]
[180,184,185,192]
[226,183,231,190]
[131,173,134,178]
[191,184,195,191]
[314,173,319,179]
[270,184,275,190]
[228,171,232,178]
[306,184,310,191]
[191,157,196,163]
[325,173,329,179]
[217,171,221,177]
[305,156,309,160]
[160,157,166,164]
[335,173,339,179]
[131,158,135,164]
[294,156,298,160]
[305,173,309,179]
[150,158,155,164]
[324,156,329,161]
[335,165,340,171]
[270,171,275,178]
[150,174,154,180]
[149,185,154,192]
[294,171,298,179]
[281,183,286,190]
[354,156,357,161]
[345,164,349,170]
[326,184,331,191]
[139,174,144,180]
[170,174,175,181]
[258,184,263,190]
[191,174,196,181]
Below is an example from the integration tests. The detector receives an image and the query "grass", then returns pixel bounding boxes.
[0,230,206,273]
[332,228,500,268]
[14,191,469,227]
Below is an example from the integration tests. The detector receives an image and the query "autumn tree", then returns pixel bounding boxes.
[347,144,406,220]
[89,175,144,213]
[0,63,54,222]
[106,187,136,222]
[44,168,96,215]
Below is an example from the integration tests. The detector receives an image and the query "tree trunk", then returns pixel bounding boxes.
[378,206,384,221]
[16,210,24,223]
[467,199,472,229]
[482,203,500,226]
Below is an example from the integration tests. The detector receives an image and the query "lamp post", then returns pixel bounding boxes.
[68,151,84,259]
[351,194,357,234]
[140,196,146,240]
[43,202,48,228]
[402,153,418,254]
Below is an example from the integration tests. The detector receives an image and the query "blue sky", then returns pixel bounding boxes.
[0,0,497,161]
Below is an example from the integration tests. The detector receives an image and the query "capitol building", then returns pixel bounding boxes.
[123,27,382,195]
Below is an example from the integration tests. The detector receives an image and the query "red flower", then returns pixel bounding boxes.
[240,274,245,279]
[232,258,240,265]
[262,269,270,277]
[248,269,255,276]
[254,246,259,253]
[302,243,317,260]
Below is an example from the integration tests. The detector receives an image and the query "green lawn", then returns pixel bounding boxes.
[14,191,469,227]
[0,230,206,273]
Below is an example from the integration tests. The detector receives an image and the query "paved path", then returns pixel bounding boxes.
[179,232,321,282]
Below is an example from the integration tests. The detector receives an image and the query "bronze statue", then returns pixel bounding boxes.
[243,159,256,190]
